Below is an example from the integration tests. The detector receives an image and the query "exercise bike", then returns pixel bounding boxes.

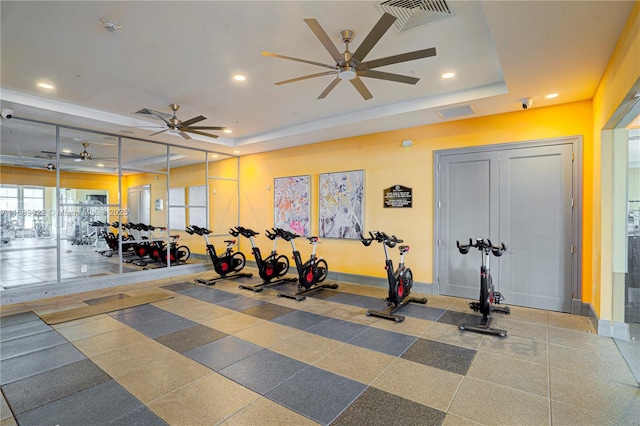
[235,226,297,292]
[456,238,510,337]
[361,231,428,322]
[186,225,253,285]
[276,229,339,301]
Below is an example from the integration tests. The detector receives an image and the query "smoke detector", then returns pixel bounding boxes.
[98,18,122,33]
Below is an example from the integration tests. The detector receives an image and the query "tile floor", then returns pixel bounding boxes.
[1,270,639,426]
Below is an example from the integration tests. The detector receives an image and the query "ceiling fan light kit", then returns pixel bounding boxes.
[338,67,357,81]
[262,12,437,100]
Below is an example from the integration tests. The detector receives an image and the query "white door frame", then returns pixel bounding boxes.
[433,136,583,314]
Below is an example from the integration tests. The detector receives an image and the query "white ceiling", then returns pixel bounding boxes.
[0,0,635,161]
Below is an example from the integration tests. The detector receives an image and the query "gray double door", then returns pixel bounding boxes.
[436,139,578,312]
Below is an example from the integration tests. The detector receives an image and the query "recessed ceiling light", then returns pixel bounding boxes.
[545,93,559,99]
[442,72,455,79]
[211,154,219,158]
[233,150,240,154]
[62,149,71,153]
[223,129,232,134]
[97,163,104,167]
[37,82,55,90]
[233,75,246,81]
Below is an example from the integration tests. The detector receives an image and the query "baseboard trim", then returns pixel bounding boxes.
[582,302,601,335]
[244,261,437,294]
[327,270,437,294]
[571,298,583,315]
[612,321,631,340]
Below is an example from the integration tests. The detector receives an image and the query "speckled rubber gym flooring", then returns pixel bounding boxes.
[1,269,638,425]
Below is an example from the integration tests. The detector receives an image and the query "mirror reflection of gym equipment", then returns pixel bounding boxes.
[0,120,239,290]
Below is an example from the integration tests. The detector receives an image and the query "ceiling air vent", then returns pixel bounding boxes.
[378,0,455,32]
[436,104,475,120]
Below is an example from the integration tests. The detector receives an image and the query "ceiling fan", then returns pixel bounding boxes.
[40,142,115,163]
[135,104,227,140]
[262,12,437,100]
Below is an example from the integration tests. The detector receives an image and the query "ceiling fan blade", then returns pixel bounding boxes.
[350,77,373,100]
[262,52,337,70]
[184,126,227,130]
[317,77,341,99]
[136,108,171,126]
[303,19,343,62]
[150,113,172,126]
[148,129,169,137]
[136,108,172,120]
[363,47,437,69]
[359,69,419,85]
[351,13,397,63]
[40,150,80,159]
[178,115,207,128]
[275,71,337,86]
[185,129,219,139]
[178,131,192,140]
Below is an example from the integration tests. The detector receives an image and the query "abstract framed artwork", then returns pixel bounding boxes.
[318,170,364,239]
[274,174,310,236]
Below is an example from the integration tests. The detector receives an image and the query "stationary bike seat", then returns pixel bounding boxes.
[398,245,410,253]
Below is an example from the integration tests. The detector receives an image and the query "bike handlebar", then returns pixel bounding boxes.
[457,238,507,256]
[235,226,259,238]
[265,228,279,240]
[361,231,404,248]
[185,225,211,236]
[274,228,296,241]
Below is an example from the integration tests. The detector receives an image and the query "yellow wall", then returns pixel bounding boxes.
[122,172,167,227]
[0,166,119,210]
[239,100,592,283]
[591,1,640,320]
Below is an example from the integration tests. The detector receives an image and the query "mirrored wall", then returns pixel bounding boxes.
[0,118,238,291]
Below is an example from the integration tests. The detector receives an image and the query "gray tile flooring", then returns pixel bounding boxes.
[402,338,477,375]
[265,365,368,425]
[332,387,446,426]
[219,349,308,394]
[15,380,163,426]
[184,336,264,371]
[1,275,638,425]
[154,324,227,353]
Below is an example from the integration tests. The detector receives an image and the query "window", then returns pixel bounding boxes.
[0,185,45,230]
[0,185,19,212]
[23,187,45,229]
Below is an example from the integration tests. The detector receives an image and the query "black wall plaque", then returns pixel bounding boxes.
[384,185,412,208]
